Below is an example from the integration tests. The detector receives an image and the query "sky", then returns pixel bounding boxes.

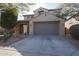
[18,3,62,20]
[24,3,61,14]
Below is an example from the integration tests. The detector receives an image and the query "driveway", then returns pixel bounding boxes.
[10,35,79,56]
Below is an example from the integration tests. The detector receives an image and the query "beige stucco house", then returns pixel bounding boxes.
[65,17,79,35]
[16,7,65,36]
[65,18,79,29]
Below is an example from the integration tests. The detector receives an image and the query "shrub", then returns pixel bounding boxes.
[1,7,18,30]
[0,32,4,41]
[69,24,79,40]
[0,30,12,42]
[3,31,12,42]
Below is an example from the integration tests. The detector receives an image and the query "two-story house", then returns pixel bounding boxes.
[13,7,65,36]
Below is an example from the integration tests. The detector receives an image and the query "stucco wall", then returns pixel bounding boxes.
[31,13,61,22]
[59,19,65,36]
[29,13,65,36]
[65,18,79,29]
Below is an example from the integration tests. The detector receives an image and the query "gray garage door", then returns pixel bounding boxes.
[34,21,59,35]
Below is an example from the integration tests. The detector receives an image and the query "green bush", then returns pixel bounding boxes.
[69,24,79,40]
[3,31,12,42]
[0,31,12,42]
[1,7,18,30]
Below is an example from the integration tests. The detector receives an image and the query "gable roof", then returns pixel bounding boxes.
[23,7,62,17]
[30,12,63,21]
[33,7,48,12]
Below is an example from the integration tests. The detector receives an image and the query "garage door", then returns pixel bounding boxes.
[34,21,59,35]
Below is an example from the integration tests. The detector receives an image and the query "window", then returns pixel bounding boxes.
[38,11,44,15]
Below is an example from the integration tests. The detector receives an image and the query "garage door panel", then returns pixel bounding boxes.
[34,22,59,35]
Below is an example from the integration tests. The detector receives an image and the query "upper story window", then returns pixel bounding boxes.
[26,15,34,19]
[38,11,44,15]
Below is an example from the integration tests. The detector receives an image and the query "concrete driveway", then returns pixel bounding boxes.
[10,35,79,56]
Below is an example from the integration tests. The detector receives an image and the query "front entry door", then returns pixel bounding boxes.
[23,25,28,34]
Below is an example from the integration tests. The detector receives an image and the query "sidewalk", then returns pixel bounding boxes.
[0,47,21,56]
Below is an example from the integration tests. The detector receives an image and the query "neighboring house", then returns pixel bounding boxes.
[13,7,65,36]
[65,18,79,29]
[65,17,79,34]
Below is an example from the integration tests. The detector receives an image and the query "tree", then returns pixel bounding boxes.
[0,3,35,30]
[54,3,79,21]
[0,3,35,42]
[1,7,18,30]
[0,3,35,11]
